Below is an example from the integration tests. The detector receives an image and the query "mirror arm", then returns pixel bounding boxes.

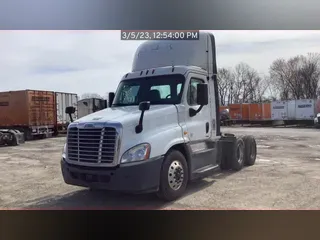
[189,105,203,117]
[135,110,145,134]
[68,113,74,123]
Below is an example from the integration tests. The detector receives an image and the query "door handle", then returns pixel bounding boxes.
[206,122,209,133]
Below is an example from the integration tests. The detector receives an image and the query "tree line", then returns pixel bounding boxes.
[81,53,320,105]
[218,53,320,105]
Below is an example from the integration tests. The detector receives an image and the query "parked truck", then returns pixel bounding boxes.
[77,98,107,119]
[61,32,257,201]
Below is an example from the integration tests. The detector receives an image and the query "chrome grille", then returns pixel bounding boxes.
[67,127,117,164]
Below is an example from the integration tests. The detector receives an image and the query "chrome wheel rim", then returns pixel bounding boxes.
[168,160,184,190]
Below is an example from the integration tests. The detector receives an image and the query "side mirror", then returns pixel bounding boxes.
[65,106,76,114]
[196,83,209,106]
[189,83,208,117]
[136,101,150,134]
[108,92,115,107]
[103,100,108,109]
[139,101,150,111]
[65,106,76,122]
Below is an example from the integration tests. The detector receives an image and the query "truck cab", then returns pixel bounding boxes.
[61,32,257,201]
[77,98,108,119]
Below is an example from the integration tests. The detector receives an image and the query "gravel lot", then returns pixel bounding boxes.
[1,127,320,209]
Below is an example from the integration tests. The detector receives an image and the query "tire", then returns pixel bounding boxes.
[9,133,18,146]
[243,135,257,166]
[230,137,245,171]
[157,150,189,202]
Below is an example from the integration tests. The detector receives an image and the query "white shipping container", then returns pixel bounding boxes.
[55,92,78,125]
[271,101,288,120]
[287,100,296,120]
[295,99,316,120]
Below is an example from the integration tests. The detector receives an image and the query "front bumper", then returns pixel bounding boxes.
[61,156,164,194]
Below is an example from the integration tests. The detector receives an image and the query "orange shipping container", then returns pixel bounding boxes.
[316,99,320,114]
[249,103,263,121]
[0,90,56,138]
[229,104,249,120]
[262,103,271,120]
[242,104,249,120]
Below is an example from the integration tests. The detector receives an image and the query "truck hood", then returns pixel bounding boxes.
[74,104,178,127]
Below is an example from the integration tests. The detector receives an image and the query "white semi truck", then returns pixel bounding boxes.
[61,32,257,201]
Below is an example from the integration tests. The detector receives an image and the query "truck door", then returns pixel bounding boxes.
[183,72,219,174]
[184,73,211,142]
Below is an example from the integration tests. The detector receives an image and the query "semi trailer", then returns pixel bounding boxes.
[77,98,108,119]
[61,32,257,201]
[55,92,78,133]
[0,90,78,144]
[0,90,56,141]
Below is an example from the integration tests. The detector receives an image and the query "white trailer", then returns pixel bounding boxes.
[295,99,316,120]
[55,92,78,132]
[271,101,288,120]
[287,100,296,120]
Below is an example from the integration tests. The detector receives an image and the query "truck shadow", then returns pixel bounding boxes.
[26,170,235,210]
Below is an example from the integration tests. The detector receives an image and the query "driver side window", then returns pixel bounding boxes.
[187,78,204,106]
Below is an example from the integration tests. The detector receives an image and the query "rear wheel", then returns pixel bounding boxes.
[230,138,245,171]
[243,135,257,166]
[157,150,189,201]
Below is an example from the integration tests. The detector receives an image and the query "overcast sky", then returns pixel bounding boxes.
[1,30,320,97]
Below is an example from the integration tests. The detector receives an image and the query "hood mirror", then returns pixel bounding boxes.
[135,101,150,134]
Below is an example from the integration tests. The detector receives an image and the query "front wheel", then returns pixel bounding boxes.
[157,150,189,201]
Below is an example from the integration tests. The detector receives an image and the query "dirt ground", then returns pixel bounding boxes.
[1,126,320,209]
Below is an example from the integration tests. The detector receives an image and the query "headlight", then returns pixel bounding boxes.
[121,143,151,164]
[62,143,67,158]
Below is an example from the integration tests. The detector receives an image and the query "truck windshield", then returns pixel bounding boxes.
[112,74,185,106]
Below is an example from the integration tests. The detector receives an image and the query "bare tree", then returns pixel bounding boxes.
[217,68,234,105]
[269,53,320,100]
[230,63,267,103]
[299,53,320,99]
[262,75,278,101]
[217,63,268,104]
